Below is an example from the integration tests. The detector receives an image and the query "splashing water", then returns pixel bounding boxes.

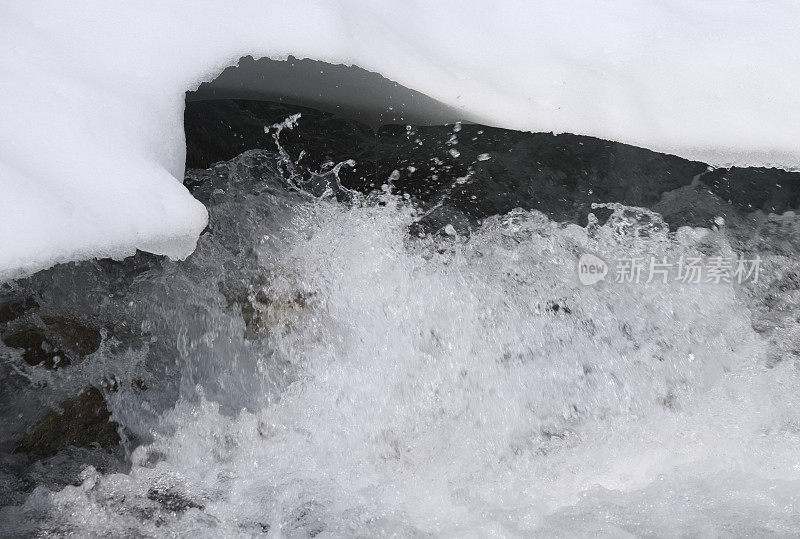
[1,119,800,536]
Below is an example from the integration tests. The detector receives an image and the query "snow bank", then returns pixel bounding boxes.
[1,0,798,279]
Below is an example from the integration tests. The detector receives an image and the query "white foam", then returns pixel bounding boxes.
[4,165,799,533]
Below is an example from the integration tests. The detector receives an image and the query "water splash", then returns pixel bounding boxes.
[1,122,799,536]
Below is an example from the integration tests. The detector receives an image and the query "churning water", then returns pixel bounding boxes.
[1,116,800,536]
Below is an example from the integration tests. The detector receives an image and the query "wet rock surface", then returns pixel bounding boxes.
[184,100,375,176]
[185,99,800,232]
[146,488,205,514]
[2,318,101,369]
[14,387,120,460]
[700,166,799,214]
[0,446,127,508]
[0,297,38,324]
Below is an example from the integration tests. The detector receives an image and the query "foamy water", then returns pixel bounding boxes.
[1,134,799,536]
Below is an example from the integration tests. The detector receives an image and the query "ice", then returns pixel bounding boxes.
[2,1,800,278]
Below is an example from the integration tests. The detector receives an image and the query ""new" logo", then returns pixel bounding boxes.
[577,253,608,285]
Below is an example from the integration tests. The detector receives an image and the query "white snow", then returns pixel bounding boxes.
[1,0,799,279]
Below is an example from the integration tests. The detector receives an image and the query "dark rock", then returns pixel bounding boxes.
[546,301,572,315]
[14,387,120,459]
[0,297,38,324]
[2,318,101,369]
[184,99,375,186]
[184,99,711,231]
[216,272,310,340]
[41,317,102,358]
[184,99,800,238]
[147,488,204,513]
[373,124,708,231]
[0,447,127,507]
[3,327,59,368]
[187,55,464,128]
[700,167,799,214]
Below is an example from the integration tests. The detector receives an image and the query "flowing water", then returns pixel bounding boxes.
[1,116,799,536]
